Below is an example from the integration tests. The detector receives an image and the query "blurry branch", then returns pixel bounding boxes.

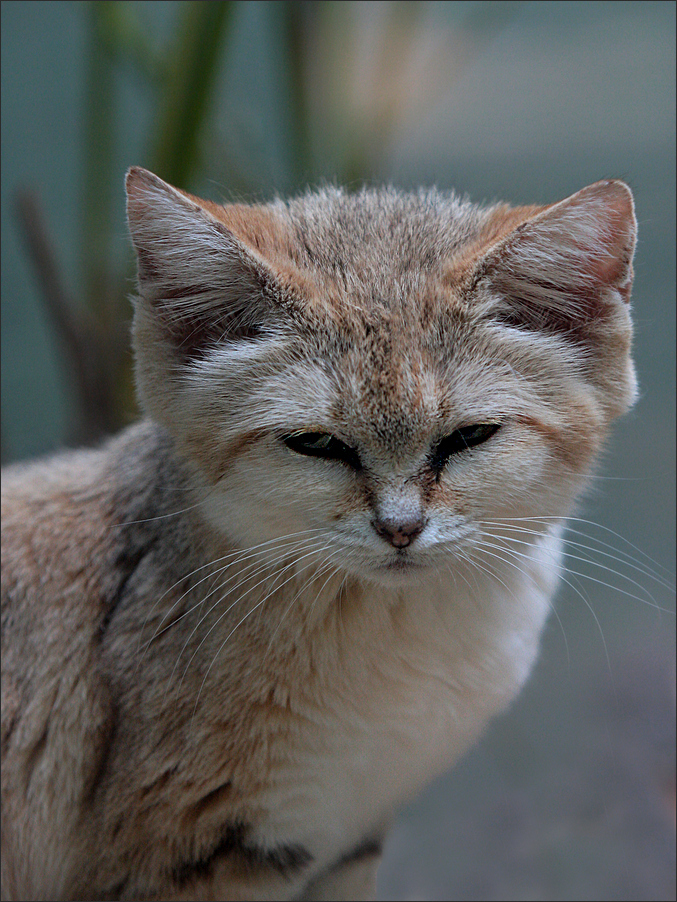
[14,191,88,367]
[14,1,235,445]
[306,0,525,185]
[94,1,162,81]
[14,190,117,442]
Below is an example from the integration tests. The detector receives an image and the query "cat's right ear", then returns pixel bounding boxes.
[471,179,637,333]
[125,167,286,357]
[468,180,637,419]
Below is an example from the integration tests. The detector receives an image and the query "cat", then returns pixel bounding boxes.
[1,167,637,901]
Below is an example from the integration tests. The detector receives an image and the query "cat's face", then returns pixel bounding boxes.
[126,170,637,586]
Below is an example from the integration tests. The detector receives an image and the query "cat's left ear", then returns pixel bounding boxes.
[472,180,636,337]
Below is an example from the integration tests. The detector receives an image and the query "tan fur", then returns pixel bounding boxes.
[1,170,636,900]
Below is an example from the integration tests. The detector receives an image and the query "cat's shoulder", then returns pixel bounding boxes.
[2,420,169,506]
[1,421,176,606]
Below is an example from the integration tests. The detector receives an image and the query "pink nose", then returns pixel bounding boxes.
[372,517,425,548]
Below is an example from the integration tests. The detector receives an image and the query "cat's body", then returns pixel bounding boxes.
[1,170,636,901]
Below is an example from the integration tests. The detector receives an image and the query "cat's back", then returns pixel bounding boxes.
[2,430,142,708]
[3,441,111,583]
[2,439,121,680]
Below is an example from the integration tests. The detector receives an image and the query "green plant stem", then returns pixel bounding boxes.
[82,1,117,319]
[279,0,313,189]
[150,1,233,189]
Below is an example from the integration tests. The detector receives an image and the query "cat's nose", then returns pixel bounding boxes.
[372,516,425,549]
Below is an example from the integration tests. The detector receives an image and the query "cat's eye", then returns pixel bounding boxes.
[430,423,501,471]
[282,432,361,470]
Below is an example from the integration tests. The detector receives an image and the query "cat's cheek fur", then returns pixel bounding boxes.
[196,450,363,572]
[197,420,589,592]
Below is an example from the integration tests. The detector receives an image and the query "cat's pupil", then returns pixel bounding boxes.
[311,434,333,450]
[283,432,361,469]
[431,423,500,471]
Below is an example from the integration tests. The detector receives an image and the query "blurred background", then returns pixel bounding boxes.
[1,2,674,899]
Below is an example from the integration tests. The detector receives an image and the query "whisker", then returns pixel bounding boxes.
[471,537,610,674]
[485,516,675,586]
[479,524,670,614]
[106,503,204,529]
[306,551,351,624]
[165,537,333,703]
[137,528,328,660]
[187,540,338,721]
[262,549,341,661]
[177,547,336,708]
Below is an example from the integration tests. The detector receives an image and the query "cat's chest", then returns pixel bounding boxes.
[251,573,551,860]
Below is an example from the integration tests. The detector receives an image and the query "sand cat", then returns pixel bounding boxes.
[1,169,636,900]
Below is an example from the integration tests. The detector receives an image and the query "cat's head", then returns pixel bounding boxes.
[126,169,636,585]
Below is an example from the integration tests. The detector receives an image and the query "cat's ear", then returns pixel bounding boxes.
[125,167,291,356]
[474,180,636,339]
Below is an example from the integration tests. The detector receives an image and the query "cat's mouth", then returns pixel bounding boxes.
[372,553,427,581]
[382,554,421,570]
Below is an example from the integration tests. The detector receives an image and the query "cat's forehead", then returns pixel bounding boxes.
[282,186,481,284]
[219,187,475,281]
[293,300,472,458]
[330,342,443,456]
[248,192,480,448]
